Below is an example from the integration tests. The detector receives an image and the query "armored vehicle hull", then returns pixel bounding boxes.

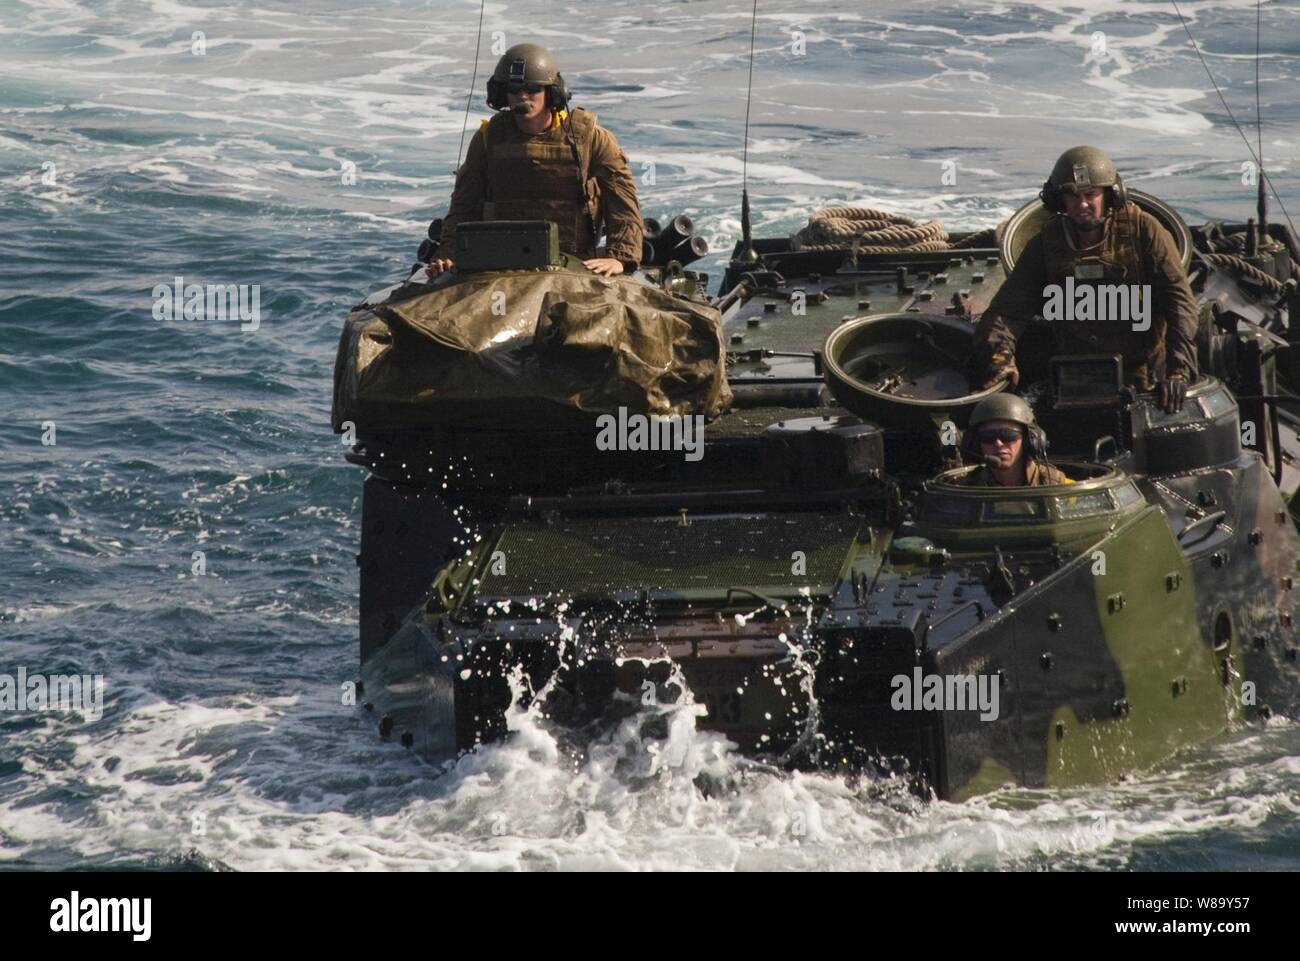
[339,202,1300,800]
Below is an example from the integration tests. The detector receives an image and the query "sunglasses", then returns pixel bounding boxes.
[509,82,547,95]
[978,428,1024,445]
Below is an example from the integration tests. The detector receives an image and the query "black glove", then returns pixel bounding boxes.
[1158,373,1188,414]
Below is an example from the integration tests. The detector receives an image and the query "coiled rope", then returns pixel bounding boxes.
[793,207,1300,293]
[1203,230,1300,285]
[1200,252,1288,294]
[792,207,950,253]
[950,227,999,249]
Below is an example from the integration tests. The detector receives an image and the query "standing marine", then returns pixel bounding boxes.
[427,43,643,278]
[973,146,1199,413]
[959,394,1070,487]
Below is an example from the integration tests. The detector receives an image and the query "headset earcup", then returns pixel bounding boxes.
[960,428,979,460]
[1112,173,1128,210]
[1029,426,1048,459]
[549,74,570,109]
[486,79,504,110]
[1040,180,1060,213]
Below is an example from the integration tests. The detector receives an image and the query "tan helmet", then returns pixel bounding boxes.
[487,43,569,109]
[964,393,1047,459]
[970,392,1037,430]
[1040,145,1128,212]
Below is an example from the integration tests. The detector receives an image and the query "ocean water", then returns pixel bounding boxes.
[1,0,1298,871]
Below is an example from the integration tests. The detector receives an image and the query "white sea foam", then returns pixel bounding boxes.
[1,674,1294,872]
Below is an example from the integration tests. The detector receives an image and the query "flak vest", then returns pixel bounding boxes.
[960,459,1072,487]
[479,110,600,258]
[1039,203,1162,388]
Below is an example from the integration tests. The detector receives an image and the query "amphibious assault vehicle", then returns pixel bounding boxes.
[333,194,1300,800]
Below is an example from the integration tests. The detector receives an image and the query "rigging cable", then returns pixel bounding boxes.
[455,0,488,173]
[741,0,759,191]
[1168,0,1295,236]
[739,0,760,261]
[1256,0,1263,176]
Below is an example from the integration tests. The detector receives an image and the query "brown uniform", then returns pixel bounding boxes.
[959,459,1072,487]
[974,203,1199,390]
[434,108,643,268]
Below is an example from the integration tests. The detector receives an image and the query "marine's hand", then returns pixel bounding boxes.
[1158,373,1188,414]
[980,351,1019,390]
[426,258,454,278]
[583,257,624,277]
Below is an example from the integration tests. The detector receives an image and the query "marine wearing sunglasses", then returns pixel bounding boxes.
[959,394,1071,488]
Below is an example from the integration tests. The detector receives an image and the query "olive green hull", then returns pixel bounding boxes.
[355,447,1299,800]
[346,207,1300,799]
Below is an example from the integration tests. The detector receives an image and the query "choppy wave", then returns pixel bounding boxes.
[5,672,1298,871]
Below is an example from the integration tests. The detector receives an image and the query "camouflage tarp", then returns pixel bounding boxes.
[332,271,732,431]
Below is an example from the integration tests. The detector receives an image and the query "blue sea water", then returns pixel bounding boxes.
[1,0,1298,871]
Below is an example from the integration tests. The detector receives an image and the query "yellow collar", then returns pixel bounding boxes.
[484,108,567,133]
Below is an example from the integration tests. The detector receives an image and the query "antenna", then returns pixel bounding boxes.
[738,0,760,263]
[1169,0,1295,237]
[454,0,488,174]
[1255,0,1267,233]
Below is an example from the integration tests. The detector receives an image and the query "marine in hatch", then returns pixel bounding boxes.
[972,145,1199,414]
[958,394,1071,487]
